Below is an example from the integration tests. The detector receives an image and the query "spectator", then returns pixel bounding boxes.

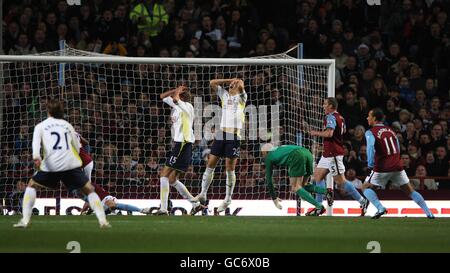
[4,21,20,53]
[398,76,415,105]
[346,149,363,175]
[350,125,366,153]
[432,146,449,179]
[114,4,135,44]
[95,9,115,44]
[131,147,142,168]
[424,78,438,99]
[410,165,438,190]
[341,27,359,56]
[227,9,245,51]
[339,89,362,130]
[103,143,118,171]
[214,39,230,58]
[360,67,376,98]
[431,123,447,149]
[130,163,150,186]
[145,156,159,175]
[359,145,368,172]
[264,38,277,55]
[355,43,371,72]
[419,131,433,156]
[129,0,169,40]
[32,29,51,53]
[407,141,423,167]
[401,153,414,176]
[429,96,441,120]
[345,168,362,190]
[398,109,411,133]
[156,144,167,164]
[408,64,426,91]
[368,78,388,109]
[412,89,428,112]
[79,5,95,35]
[194,14,222,56]
[340,55,360,83]
[8,33,36,55]
[384,99,400,125]
[14,125,29,152]
[330,42,348,87]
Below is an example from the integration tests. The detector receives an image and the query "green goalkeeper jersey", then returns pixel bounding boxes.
[265,145,313,199]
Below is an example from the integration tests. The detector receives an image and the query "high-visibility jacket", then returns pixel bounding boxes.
[129,3,168,37]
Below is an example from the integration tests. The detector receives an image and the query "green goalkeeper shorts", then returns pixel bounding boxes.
[287,148,314,177]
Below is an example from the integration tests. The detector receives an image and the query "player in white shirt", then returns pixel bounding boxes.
[153,86,206,216]
[13,99,110,228]
[194,78,247,214]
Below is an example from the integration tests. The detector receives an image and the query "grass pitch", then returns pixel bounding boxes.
[1,215,449,253]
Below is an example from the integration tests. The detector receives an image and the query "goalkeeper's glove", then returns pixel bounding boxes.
[272,197,282,210]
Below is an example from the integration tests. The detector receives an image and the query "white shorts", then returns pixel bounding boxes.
[365,170,409,189]
[101,195,116,211]
[317,156,345,177]
[83,161,94,182]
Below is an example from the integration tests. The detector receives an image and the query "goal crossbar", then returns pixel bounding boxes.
[0,55,335,66]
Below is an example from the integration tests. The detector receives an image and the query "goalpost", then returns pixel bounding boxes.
[0,46,335,216]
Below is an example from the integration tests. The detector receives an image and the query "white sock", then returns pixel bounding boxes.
[160,177,170,212]
[87,192,107,225]
[172,180,194,201]
[225,170,236,202]
[22,187,36,224]
[326,178,334,189]
[200,167,215,197]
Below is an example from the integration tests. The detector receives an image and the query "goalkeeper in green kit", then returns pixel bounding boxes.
[261,143,332,216]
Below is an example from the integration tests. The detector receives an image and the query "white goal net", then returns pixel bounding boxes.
[0,44,334,215]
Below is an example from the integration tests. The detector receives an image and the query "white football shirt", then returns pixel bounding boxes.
[217,85,247,132]
[32,117,82,172]
[163,97,195,143]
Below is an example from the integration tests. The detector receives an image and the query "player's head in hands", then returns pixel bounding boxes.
[367,108,385,126]
[229,78,244,95]
[47,98,64,119]
[323,97,338,114]
[179,86,191,102]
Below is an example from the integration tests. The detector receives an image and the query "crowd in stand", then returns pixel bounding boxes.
[1,0,450,208]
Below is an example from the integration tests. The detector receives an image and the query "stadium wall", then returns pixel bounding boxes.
[5,199,450,217]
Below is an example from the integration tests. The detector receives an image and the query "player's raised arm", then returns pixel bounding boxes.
[160,86,182,100]
[210,78,235,91]
[234,79,247,103]
[175,88,195,119]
